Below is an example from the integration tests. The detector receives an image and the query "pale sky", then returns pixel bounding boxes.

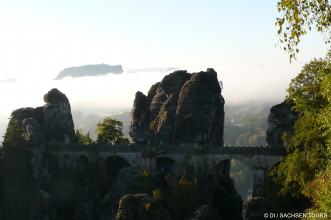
[0,1,330,140]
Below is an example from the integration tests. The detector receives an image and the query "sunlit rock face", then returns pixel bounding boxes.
[129,69,225,147]
[266,102,299,148]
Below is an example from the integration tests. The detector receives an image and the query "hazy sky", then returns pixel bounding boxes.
[0,1,330,140]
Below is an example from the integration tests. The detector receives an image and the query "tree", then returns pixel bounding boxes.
[75,129,94,145]
[304,49,331,217]
[272,51,330,208]
[276,0,331,62]
[2,117,35,220]
[162,171,201,219]
[95,117,129,145]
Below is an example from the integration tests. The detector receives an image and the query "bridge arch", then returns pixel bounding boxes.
[155,153,183,178]
[266,158,284,176]
[211,154,256,172]
[77,155,89,168]
[156,157,175,175]
[100,156,131,184]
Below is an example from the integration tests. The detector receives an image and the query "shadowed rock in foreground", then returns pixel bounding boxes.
[187,205,223,220]
[54,64,123,80]
[115,194,173,220]
[129,68,225,147]
[242,197,273,220]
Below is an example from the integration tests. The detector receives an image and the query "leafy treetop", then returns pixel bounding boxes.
[95,117,129,145]
[276,0,331,62]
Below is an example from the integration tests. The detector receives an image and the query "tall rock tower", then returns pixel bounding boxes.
[4,88,75,184]
[129,68,225,147]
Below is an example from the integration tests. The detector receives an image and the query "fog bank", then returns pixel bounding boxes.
[0,63,305,142]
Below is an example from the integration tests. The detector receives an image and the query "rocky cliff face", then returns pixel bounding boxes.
[266,102,299,148]
[6,88,75,184]
[129,69,225,147]
[11,88,75,144]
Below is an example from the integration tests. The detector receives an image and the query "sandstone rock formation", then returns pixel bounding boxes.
[11,88,75,144]
[54,64,123,80]
[266,102,299,148]
[187,205,222,220]
[5,88,75,187]
[99,192,122,220]
[30,190,57,220]
[129,69,225,147]
[114,166,147,197]
[242,197,273,220]
[197,173,243,220]
[115,194,173,220]
[74,187,94,220]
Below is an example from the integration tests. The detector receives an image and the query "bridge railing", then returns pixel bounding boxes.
[45,142,287,156]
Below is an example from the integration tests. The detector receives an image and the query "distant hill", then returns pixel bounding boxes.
[1,79,18,83]
[54,64,123,80]
[125,67,179,73]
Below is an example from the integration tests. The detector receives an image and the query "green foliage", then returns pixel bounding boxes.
[274,57,330,199]
[269,51,331,215]
[224,115,268,146]
[285,58,328,115]
[265,173,311,215]
[152,188,163,200]
[150,170,202,218]
[276,0,331,62]
[304,50,331,217]
[141,170,153,195]
[2,117,35,220]
[95,117,129,145]
[159,170,202,219]
[75,128,95,145]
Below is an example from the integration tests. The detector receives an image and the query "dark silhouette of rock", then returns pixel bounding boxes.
[130,68,225,147]
[99,191,122,220]
[54,64,123,80]
[22,118,46,184]
[156,199,184,220]
[30,190,57,220]
[187,205,222,220]
[74,187,94,220]
[22,118,44,146]
[114,167,147,197]
[266,102,299,148]
[242,197,273,220]
[115,194,173,220]
[197,173,243,220]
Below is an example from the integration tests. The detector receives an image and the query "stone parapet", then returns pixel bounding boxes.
[45,143,287,156]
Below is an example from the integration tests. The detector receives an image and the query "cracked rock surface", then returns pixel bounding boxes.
[129,69,225,147]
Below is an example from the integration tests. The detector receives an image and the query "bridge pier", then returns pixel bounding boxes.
[141,156,156,171]
[252,168,266,197]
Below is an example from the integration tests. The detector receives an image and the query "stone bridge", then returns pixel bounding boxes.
[44,143,286,197]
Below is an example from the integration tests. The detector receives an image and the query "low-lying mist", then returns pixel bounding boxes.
[0,63,305,142]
